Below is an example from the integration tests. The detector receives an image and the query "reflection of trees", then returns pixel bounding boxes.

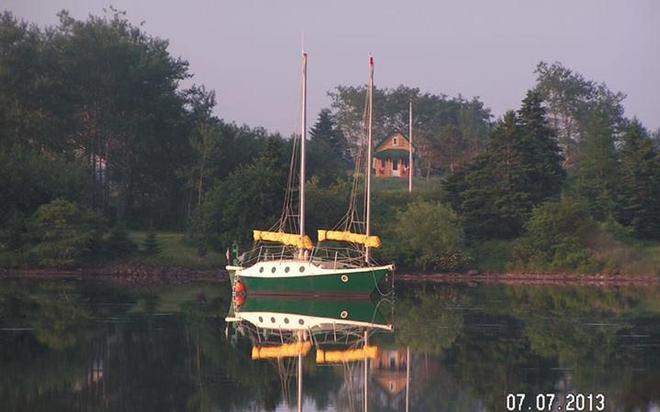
[448,319,560,411]
[395,287,465,355]
[31,283,91,350]
[508,286,660,409]
[2,281,659,411]
[509,288,627,383]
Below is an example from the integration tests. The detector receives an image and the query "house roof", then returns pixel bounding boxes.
[375,132,411,151]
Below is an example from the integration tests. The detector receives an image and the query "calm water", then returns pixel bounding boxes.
[0,279,659,412]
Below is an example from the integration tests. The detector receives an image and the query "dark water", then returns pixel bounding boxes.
[0,279,659,412]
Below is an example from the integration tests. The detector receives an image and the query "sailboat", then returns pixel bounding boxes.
[227,53,393,295]
[225,295,393,412]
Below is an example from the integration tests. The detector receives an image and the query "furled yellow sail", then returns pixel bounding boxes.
[251,342,313,360]
[316,346,379,364]
[253,230,314,250]
[317,230,381,248]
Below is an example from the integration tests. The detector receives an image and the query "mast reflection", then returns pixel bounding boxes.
[225,296,395,411]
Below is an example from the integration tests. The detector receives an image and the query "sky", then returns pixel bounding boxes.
[6,0,660,135]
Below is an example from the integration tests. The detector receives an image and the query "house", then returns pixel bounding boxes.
[372,348,408,398]
[373,132,415,177]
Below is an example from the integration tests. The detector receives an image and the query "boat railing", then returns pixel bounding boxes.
[239,244,366,269]
[232,320,384,346]
[311,246,366,269]
[239,244,298,267]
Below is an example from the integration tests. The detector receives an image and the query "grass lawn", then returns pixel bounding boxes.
[126,231,225,270]
[372,176,444,193]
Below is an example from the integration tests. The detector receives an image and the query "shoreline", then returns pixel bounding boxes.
[397,272,660,287]
[1,265,658,287]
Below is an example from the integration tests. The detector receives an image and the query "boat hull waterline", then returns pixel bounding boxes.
[228,262,392,295]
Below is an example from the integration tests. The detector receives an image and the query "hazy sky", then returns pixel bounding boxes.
[6,0,660,134]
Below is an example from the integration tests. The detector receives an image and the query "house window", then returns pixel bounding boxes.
[393,137,398,145]
[393,159,398,170]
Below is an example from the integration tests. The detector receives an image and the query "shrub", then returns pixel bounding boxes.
[31,199,104,267]
[103,224,137,256]
[512,198,602,272]
[389,200,466,271]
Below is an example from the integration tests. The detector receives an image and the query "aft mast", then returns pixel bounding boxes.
[300,51,308,250]
[365,56,374,263]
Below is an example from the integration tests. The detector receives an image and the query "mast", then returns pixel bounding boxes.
[408,99,413,193]
[297,330,304,412]
[406,345,411,412]
[300,52,307,242]
[297,351,303,412]
[365,56,374,263]
[363,329,369,412]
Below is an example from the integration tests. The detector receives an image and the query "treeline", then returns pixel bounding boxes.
[0,11,285,266]
[1,10,658,273]
[442,64,660,273]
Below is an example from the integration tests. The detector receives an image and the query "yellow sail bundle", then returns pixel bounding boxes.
[251,341,313,360]
[253,230,314,250]
[316,346,379,364]
[317,230,381,248]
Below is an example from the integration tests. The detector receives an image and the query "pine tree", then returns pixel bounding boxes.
[444,93,565,240]
[616,119,660,239]
[309,109,350,164]
[517,90,566,202]
[143,231,161,255]
[576,104,619,221]
[308,109,351,185]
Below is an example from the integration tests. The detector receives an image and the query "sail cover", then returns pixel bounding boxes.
[253,230,314,250]
[317,230,381,248]
[251,342,312,360]
[316,346,379,363]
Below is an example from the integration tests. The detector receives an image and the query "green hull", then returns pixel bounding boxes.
[241,297,388,325]
[239,267,389,295]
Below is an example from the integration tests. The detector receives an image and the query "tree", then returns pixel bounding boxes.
[187,137,290,251]
[307,109,351,185]
[534,61,625,167]
[512,198,601,272]
[391,200,465,271]
[444,93,565,239]
[615,120,660,239]
[309,108,350,164]
[32,199,104,267]
[328,85,491,175]
[517,90,566,202]
[0,146,89,251]
[143,231,161,255]
[575,105,619,221]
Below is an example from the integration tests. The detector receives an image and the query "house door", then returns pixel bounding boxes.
[392,159,400,177]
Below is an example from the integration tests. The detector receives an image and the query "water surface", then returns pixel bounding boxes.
[1,279,659,411]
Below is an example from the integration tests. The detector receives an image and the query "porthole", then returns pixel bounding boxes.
[270,317,276,323]
[271,267,276,273]
[298,319,304,325]
[284,318,290,324]
[285,266,290,273]
[340,274,349,283]
[258,316,263,322]
[299,266,305,273]
[259,267,264,273]
[340,310,349,319]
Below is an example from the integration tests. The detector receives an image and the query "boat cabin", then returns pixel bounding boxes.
[373,132,415,177]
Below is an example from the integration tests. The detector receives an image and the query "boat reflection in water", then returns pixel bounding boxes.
[225,296,410,412]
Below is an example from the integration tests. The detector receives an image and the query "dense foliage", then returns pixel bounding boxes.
[329,85,492,175]
[1,11,658,273]
[512,198,601,272]
[444,92,565,239]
